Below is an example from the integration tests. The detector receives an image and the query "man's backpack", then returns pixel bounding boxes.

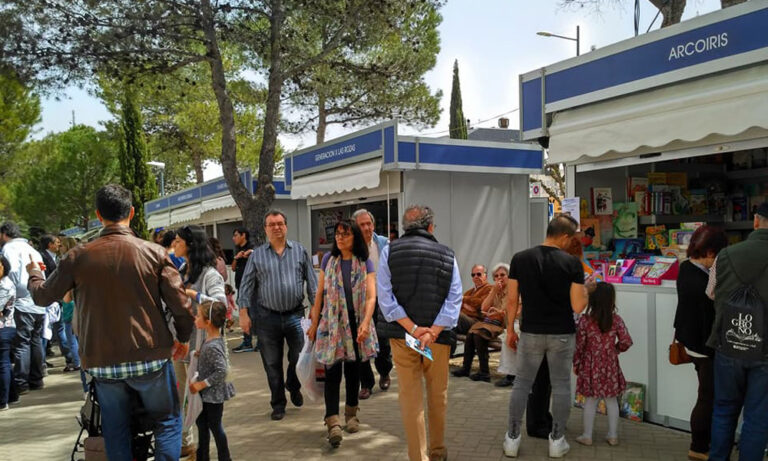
[719,259,768,361]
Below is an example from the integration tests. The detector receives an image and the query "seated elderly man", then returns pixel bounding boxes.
[453,263,509,382]
[457,264,492,335]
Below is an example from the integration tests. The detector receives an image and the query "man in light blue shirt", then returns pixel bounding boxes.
[375,205,462,461]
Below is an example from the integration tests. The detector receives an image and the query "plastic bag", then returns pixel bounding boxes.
[297,339,324,403]
[497,321,520,376]
[183,351,203,430]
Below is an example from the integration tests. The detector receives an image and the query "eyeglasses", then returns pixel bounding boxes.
[335,232,352,238]
[471,272,484,277]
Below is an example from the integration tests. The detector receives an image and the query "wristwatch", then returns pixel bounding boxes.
[409,324,418,335]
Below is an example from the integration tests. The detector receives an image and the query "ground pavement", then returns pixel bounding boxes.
[0,333,692,461]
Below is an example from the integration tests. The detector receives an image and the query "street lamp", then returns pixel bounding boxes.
[147,161,166,196]
[537,25,580,56]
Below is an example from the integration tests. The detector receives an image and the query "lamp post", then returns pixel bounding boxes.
[537,25,580,56]
[147,161,166,196]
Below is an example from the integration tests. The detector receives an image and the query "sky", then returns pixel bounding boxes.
[35,0,722,181]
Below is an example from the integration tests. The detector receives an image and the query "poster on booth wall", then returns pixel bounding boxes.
[561,197,581,229]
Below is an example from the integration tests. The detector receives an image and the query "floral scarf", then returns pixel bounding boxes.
[315,255,379,365]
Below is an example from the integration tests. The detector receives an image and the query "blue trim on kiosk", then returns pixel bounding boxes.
[285,120,543,179]
[145,172,285,216]
[519,2,768,139]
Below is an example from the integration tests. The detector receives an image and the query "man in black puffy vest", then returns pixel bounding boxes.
[377,205,463,461]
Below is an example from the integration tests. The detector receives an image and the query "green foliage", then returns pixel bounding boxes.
[0,70,41,158]
[11,125,118,231]
[118,89,156,239]
[449,60,467,140]
[286,1,443,141]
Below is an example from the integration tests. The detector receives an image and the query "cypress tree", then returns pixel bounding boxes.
[449,59,468,139]
[118,89,156,239]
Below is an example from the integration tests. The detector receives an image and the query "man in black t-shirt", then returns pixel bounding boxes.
[502,214,588,458]
[231,227,255,353]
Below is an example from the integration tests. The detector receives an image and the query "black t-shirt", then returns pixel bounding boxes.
[233,242,253,289]
[509,245,584,334]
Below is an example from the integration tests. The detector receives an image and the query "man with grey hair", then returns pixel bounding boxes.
[377,205,462,461]
[352,208,392,398]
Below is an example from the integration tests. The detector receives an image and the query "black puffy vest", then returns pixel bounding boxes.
[376,228,457,345]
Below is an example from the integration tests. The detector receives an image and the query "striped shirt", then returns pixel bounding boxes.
[88,359,168,380]
[237,240,318,313]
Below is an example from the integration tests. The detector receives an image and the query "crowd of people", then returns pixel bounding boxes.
[0,183,767,461]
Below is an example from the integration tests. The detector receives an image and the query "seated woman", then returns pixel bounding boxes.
[452,263,509,382]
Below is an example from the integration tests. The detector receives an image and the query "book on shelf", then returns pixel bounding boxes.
[645,225,668,250]
[689,189,708,215]
[731,195,748,221]
[647,172,667,185]
[666,172,688,189]
[627,177,649,198]
[580,217,601,248]
[591,188,613,216]
[645,260,674,279]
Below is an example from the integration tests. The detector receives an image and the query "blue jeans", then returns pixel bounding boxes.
[63,321,88,392]
[51,320,72,363]
[63,321,81,368]
[0,327,19,405]
[13,311,45,389]
[710,351,768,461]
[251,305,304,411]
[93,361,182,461]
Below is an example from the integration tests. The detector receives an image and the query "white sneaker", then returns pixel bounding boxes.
[548,434,570,458]
[503,432,521,457]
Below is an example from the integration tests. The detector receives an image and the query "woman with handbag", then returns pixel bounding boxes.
[306,219,378,448]
[673,225,727,461]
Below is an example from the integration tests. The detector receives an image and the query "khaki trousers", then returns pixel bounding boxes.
[391,339,450,461]
[172,359,194,449]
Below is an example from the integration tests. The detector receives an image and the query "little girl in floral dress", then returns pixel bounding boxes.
[573,282,633,446]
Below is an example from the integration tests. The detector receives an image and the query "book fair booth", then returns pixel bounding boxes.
[285,120,543,289]
[144,173,310,258]
[520,1,768,430]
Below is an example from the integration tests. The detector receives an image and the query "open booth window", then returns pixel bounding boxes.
[310,197,398,256]
[574,143,768,257]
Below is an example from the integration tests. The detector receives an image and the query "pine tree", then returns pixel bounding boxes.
[118,89,156,239]
[449,59,468,140]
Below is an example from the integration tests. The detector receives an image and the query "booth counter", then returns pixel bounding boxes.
[520,1,768,431]
[285,120,544,289]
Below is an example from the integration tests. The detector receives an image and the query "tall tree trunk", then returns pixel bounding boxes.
[200,0,260,235]
[251,0,286,244]
[316,93,327,144]
[721,0,747,6]
[191,147,205,184]
[649,0,686,27]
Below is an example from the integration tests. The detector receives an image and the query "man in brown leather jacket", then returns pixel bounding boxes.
[27,184,194,461]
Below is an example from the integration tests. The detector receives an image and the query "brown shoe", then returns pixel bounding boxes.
[180,444,196,459]
[325,415,343,447]
[688,450,708,460]
[344,405,360,433]
[379,375,391,391]
[428,451,447,461]
[359,387,371,400]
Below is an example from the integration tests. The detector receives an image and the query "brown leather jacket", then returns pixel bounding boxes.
[28,225,193,369]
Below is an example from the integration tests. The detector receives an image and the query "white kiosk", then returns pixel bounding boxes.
[520,1,768,430]
[144,172,310,255]
[285,120,543,289]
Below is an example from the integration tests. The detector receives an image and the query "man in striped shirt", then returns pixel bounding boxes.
[238,209,318,421]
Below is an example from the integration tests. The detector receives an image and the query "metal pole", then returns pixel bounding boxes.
[160,170,165,196]
[576,25,580,56]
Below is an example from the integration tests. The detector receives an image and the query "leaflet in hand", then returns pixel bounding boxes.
[405,333,433,361]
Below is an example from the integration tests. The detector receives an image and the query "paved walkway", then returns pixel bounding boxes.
[0,334,692,460]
